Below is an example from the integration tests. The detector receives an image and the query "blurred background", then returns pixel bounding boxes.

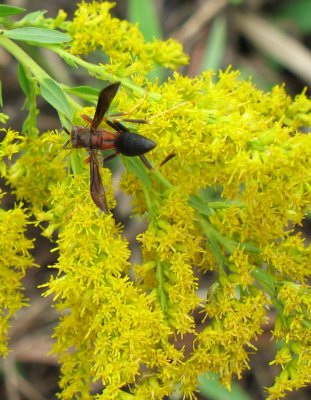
[0,0,311,399]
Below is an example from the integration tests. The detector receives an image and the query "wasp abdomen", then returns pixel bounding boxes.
[114,131,156,156]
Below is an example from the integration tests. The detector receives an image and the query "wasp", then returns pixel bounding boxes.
[64,82,156,213]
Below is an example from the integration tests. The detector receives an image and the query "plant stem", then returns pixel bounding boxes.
[0,36,48,80]
[45,45,162,101]
[156,257,167,313]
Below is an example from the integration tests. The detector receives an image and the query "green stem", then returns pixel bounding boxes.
[0,37,84,113]
[141,185,157,218]
[200,217,237,254]
[118,390,133,400]
[152,169,173,190]
[45,45,162,101]
[0,36,49,80]
[156,258,167,314]
[0,37,86,173]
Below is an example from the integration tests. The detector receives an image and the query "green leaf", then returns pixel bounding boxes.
[252,268,276,297]
[16,10,47,25]
[124,156,153,191]
[17,63,31,98]
[65,86,100,102]
[201,16,227,72]
[229,0,244,4]
[278,0,311,34]
[198,373,251,400]
[128,0,164,83]
[39,78,72,121]
[128,0,162,41]
[69,150,85,176]
[207,233,226,266]
[0,5,25,17]
[189,194,213,217]
[241,241,260,253]
[3,27,72,44]
[0,80,3,107]
[61,53,78,68]
[207,200,244,209]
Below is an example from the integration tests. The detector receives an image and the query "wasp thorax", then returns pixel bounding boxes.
[70,127,92,149]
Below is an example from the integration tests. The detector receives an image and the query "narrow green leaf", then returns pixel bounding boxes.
[0,80,3,107]
[278,0,311,34]
[252,268,276,297]
[199,373,251,400]
[69,150,85,176]
[17,63,31,98]
[207,200,245,209]
[40,78,72,120]
[128,0,164,83]
[201,16,227,72]
[124,156,153,191]
[16,10,47,25]
[207,234,226,266]
[241,241,260,253]
[128,0,161,41]
[189,194,213,217]
[65,86,100,102]
[3,27,72,44]
[61,53,78,68]
[0,5,25,17]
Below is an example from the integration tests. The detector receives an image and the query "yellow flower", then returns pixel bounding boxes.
[0,204,34,355]
[67,1,187,79]
[6,130,67,210]
[4,2,308,398]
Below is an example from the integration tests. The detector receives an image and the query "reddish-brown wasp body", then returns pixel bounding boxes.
[64,82,156,213]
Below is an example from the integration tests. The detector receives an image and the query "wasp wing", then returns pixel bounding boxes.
[89,150,108,213]
[91,82,120,130]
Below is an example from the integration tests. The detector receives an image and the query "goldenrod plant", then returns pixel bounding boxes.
[0,2,310,400]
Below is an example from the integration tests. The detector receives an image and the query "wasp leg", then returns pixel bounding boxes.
[159,154,176,167]
[103,151,119,165]
[63,139,71,149]
[105,119,127,132]
[139,154,153,170]
[81,114,93,125]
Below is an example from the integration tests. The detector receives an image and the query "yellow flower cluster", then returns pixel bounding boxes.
[120,71,310,249]
[0,203,34,355]
[2,2,310,398]
[263,235,311,283]
[67,2,188,79]
[117,69,311,398]
[0,128,22,175]
[136,191,201,334]
[41,176,187,399]
[6,130,67,211]
[0,128,34,355]
[268,283,311,399]
[182,288,267,393]
[0,202,33,356]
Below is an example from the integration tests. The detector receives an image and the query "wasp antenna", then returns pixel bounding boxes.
[63,127,70,136]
